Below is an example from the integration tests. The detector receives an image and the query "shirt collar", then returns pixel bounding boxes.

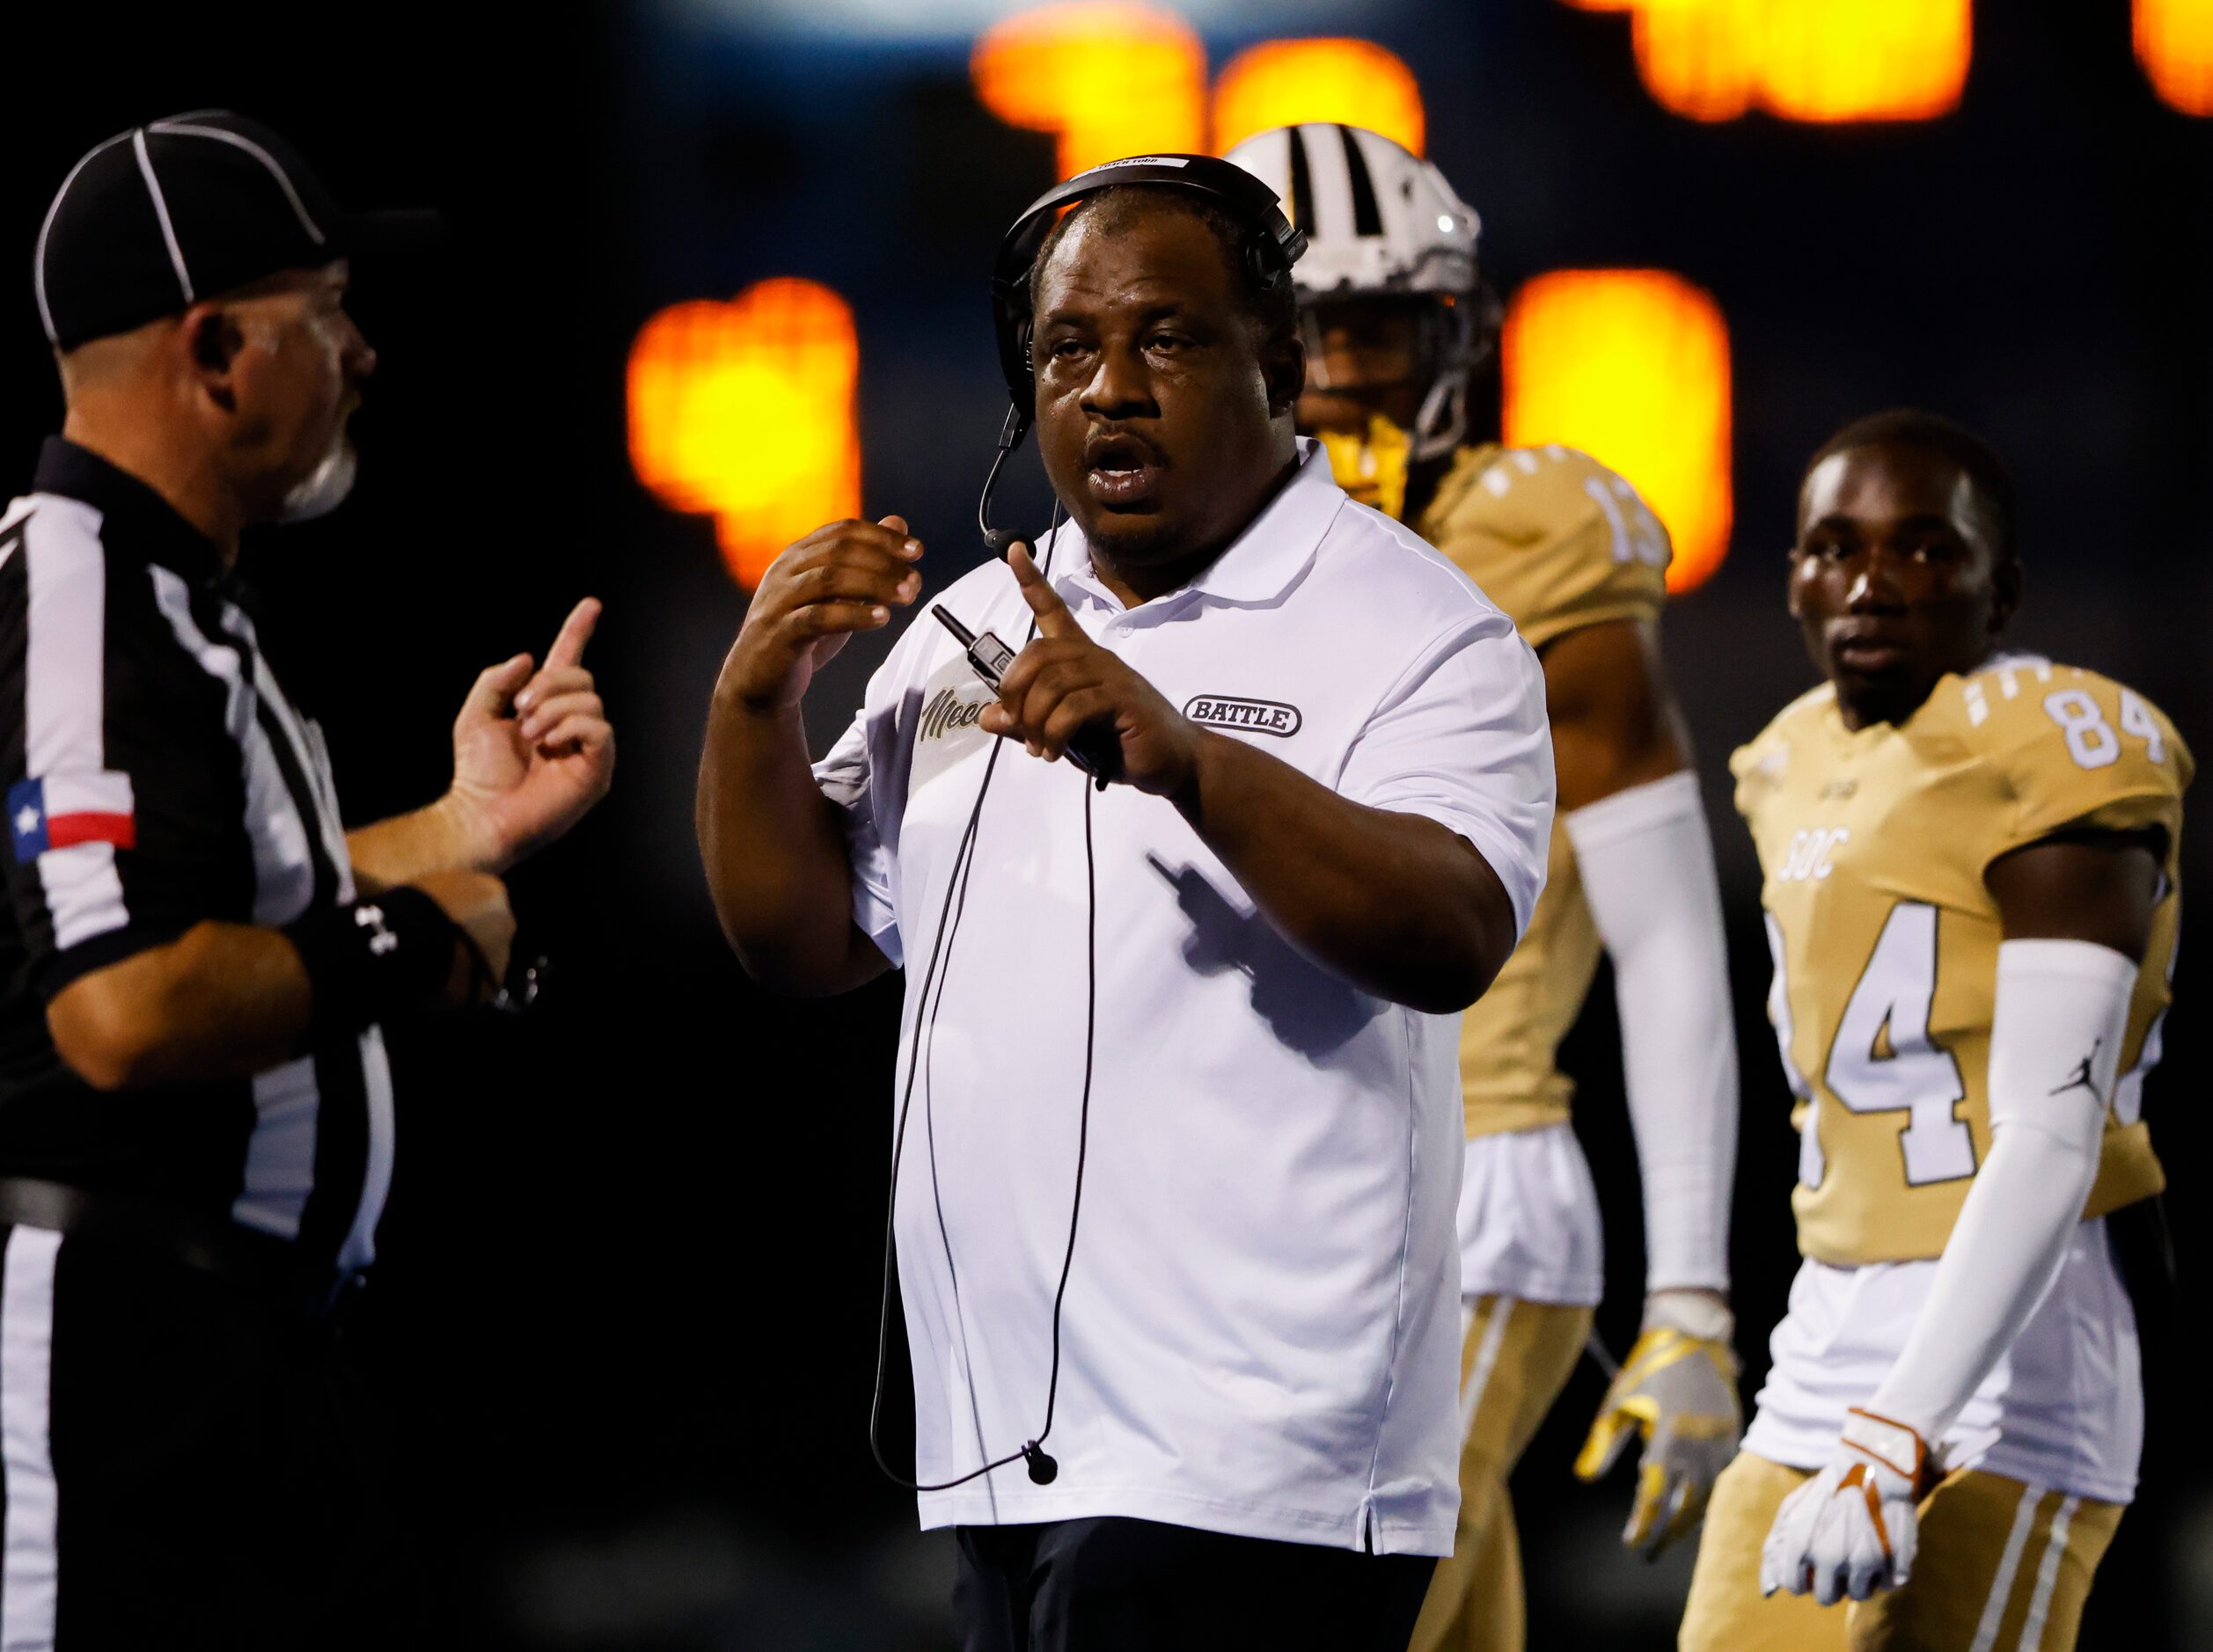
[33,436,229,586]
[1047,437,1345,614]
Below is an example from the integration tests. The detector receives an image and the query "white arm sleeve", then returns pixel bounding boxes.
[1866,939,2137,1442]
[1564,770,1737,1296]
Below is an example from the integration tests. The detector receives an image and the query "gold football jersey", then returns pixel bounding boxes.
[1733,658,2189,1267]
[1418,442,1673,1137]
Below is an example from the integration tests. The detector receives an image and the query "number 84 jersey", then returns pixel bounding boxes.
[1731,656,2191,1267]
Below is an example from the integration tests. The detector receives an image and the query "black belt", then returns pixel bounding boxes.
[0,1176,355,1320]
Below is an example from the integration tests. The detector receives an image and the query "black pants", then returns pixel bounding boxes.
[0,1224,390,1650]
[955,1517,1438,1651]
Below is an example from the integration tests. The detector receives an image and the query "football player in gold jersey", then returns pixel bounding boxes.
[1224,125,1744,1651]
[1682,410,2187,1652]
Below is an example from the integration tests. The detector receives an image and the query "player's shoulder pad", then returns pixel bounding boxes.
[1730,681,1836,790]
[1925,655,2193,850]
[1437,444,1651,549]
[1923,658,2188,773]
[1428,444,1672,648]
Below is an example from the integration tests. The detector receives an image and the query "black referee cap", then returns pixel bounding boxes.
[34,111,436,351]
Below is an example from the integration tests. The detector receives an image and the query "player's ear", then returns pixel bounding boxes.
[1784,547,1804,620]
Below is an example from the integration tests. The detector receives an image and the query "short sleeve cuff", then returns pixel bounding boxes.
[852,879,903,969]
[32,920,188,1004]
[814,715,904,968]
[1990,788,2181,870]
[1375,797,1550,939]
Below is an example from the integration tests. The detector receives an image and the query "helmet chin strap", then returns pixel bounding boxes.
[1410,372,1465,464]
[1409,292,1489,464]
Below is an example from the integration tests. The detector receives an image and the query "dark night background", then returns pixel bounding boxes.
[5,2,2211,1646]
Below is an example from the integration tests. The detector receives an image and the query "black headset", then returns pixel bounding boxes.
[866,154,1306,1499]
[973,153,1309,552]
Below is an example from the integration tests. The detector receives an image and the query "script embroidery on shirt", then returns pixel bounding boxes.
[920,686,990,742]
[1183,696,1302,737]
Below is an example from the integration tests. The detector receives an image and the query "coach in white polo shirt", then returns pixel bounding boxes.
[699,163,1553,1651]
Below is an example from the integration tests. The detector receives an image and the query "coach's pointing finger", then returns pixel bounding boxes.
[1008,541,1080,639]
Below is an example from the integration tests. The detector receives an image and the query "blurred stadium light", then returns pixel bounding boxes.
[972,2,1206,175]
[627,279,861,588]
[692,0,1386,41]
[1211,39,1425,154]
[1501,271,1733,594]
[2137,0,2213,114]
[1566,0,1971,123]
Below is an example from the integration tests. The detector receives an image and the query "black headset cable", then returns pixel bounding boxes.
[868,498,1096,1493]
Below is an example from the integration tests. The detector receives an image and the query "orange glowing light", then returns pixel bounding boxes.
[2137,0,2213,114]
[1211,40,1425,156]
[1752,0,1970,122]
[1631,0,1762,122]
[1581,0,1970,123]
[1501,270,1733,593]
[973,2,1206,177]
[627,279,861,589]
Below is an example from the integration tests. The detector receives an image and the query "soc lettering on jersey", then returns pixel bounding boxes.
[1732,656,2190,1267]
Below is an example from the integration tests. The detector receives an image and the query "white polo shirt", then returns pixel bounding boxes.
[815,440,1554,1555]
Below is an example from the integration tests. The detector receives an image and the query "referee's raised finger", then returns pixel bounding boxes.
[543,596,602,670]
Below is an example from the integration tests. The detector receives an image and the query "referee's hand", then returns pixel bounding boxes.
[980,542,1198,796]
[448,598,616,871]
[719,518,923,714]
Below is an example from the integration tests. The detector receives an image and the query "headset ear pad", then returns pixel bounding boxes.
[991,270,1038,409]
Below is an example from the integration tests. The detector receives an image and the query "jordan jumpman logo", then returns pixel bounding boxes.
[2048,1038,2105,1100]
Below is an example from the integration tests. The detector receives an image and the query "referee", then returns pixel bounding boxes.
[700,160,1555,1648]
[0,114,613,1648]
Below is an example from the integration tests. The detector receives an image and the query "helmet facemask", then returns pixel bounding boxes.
[1300,289,1495,515]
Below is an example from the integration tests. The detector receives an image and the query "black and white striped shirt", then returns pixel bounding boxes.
[0,438,392,1280]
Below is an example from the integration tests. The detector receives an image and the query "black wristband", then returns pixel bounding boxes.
[282,887,463,1036]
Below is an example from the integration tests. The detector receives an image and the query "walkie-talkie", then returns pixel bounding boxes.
[931,605,1121,789]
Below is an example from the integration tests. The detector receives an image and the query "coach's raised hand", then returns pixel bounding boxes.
[980,542,1198,794]
[721,517,924,712]
[699,517,921,997]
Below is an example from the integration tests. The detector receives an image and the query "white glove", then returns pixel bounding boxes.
[1575,1296,1743,1559]
[1761,1407,1929,1605]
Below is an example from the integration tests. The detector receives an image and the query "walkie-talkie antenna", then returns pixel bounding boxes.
[930,604,977,652]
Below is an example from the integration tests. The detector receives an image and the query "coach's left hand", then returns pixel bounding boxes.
[979,543,1198,796]
[446,597,618,868]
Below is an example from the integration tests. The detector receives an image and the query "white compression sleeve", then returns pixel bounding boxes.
[1564,771,1737,1296]
[1866,939,2137,1443]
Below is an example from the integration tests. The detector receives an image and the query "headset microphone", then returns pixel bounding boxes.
[978,406,1032,559]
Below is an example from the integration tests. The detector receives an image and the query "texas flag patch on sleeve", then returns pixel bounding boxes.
[8,772,137,863]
